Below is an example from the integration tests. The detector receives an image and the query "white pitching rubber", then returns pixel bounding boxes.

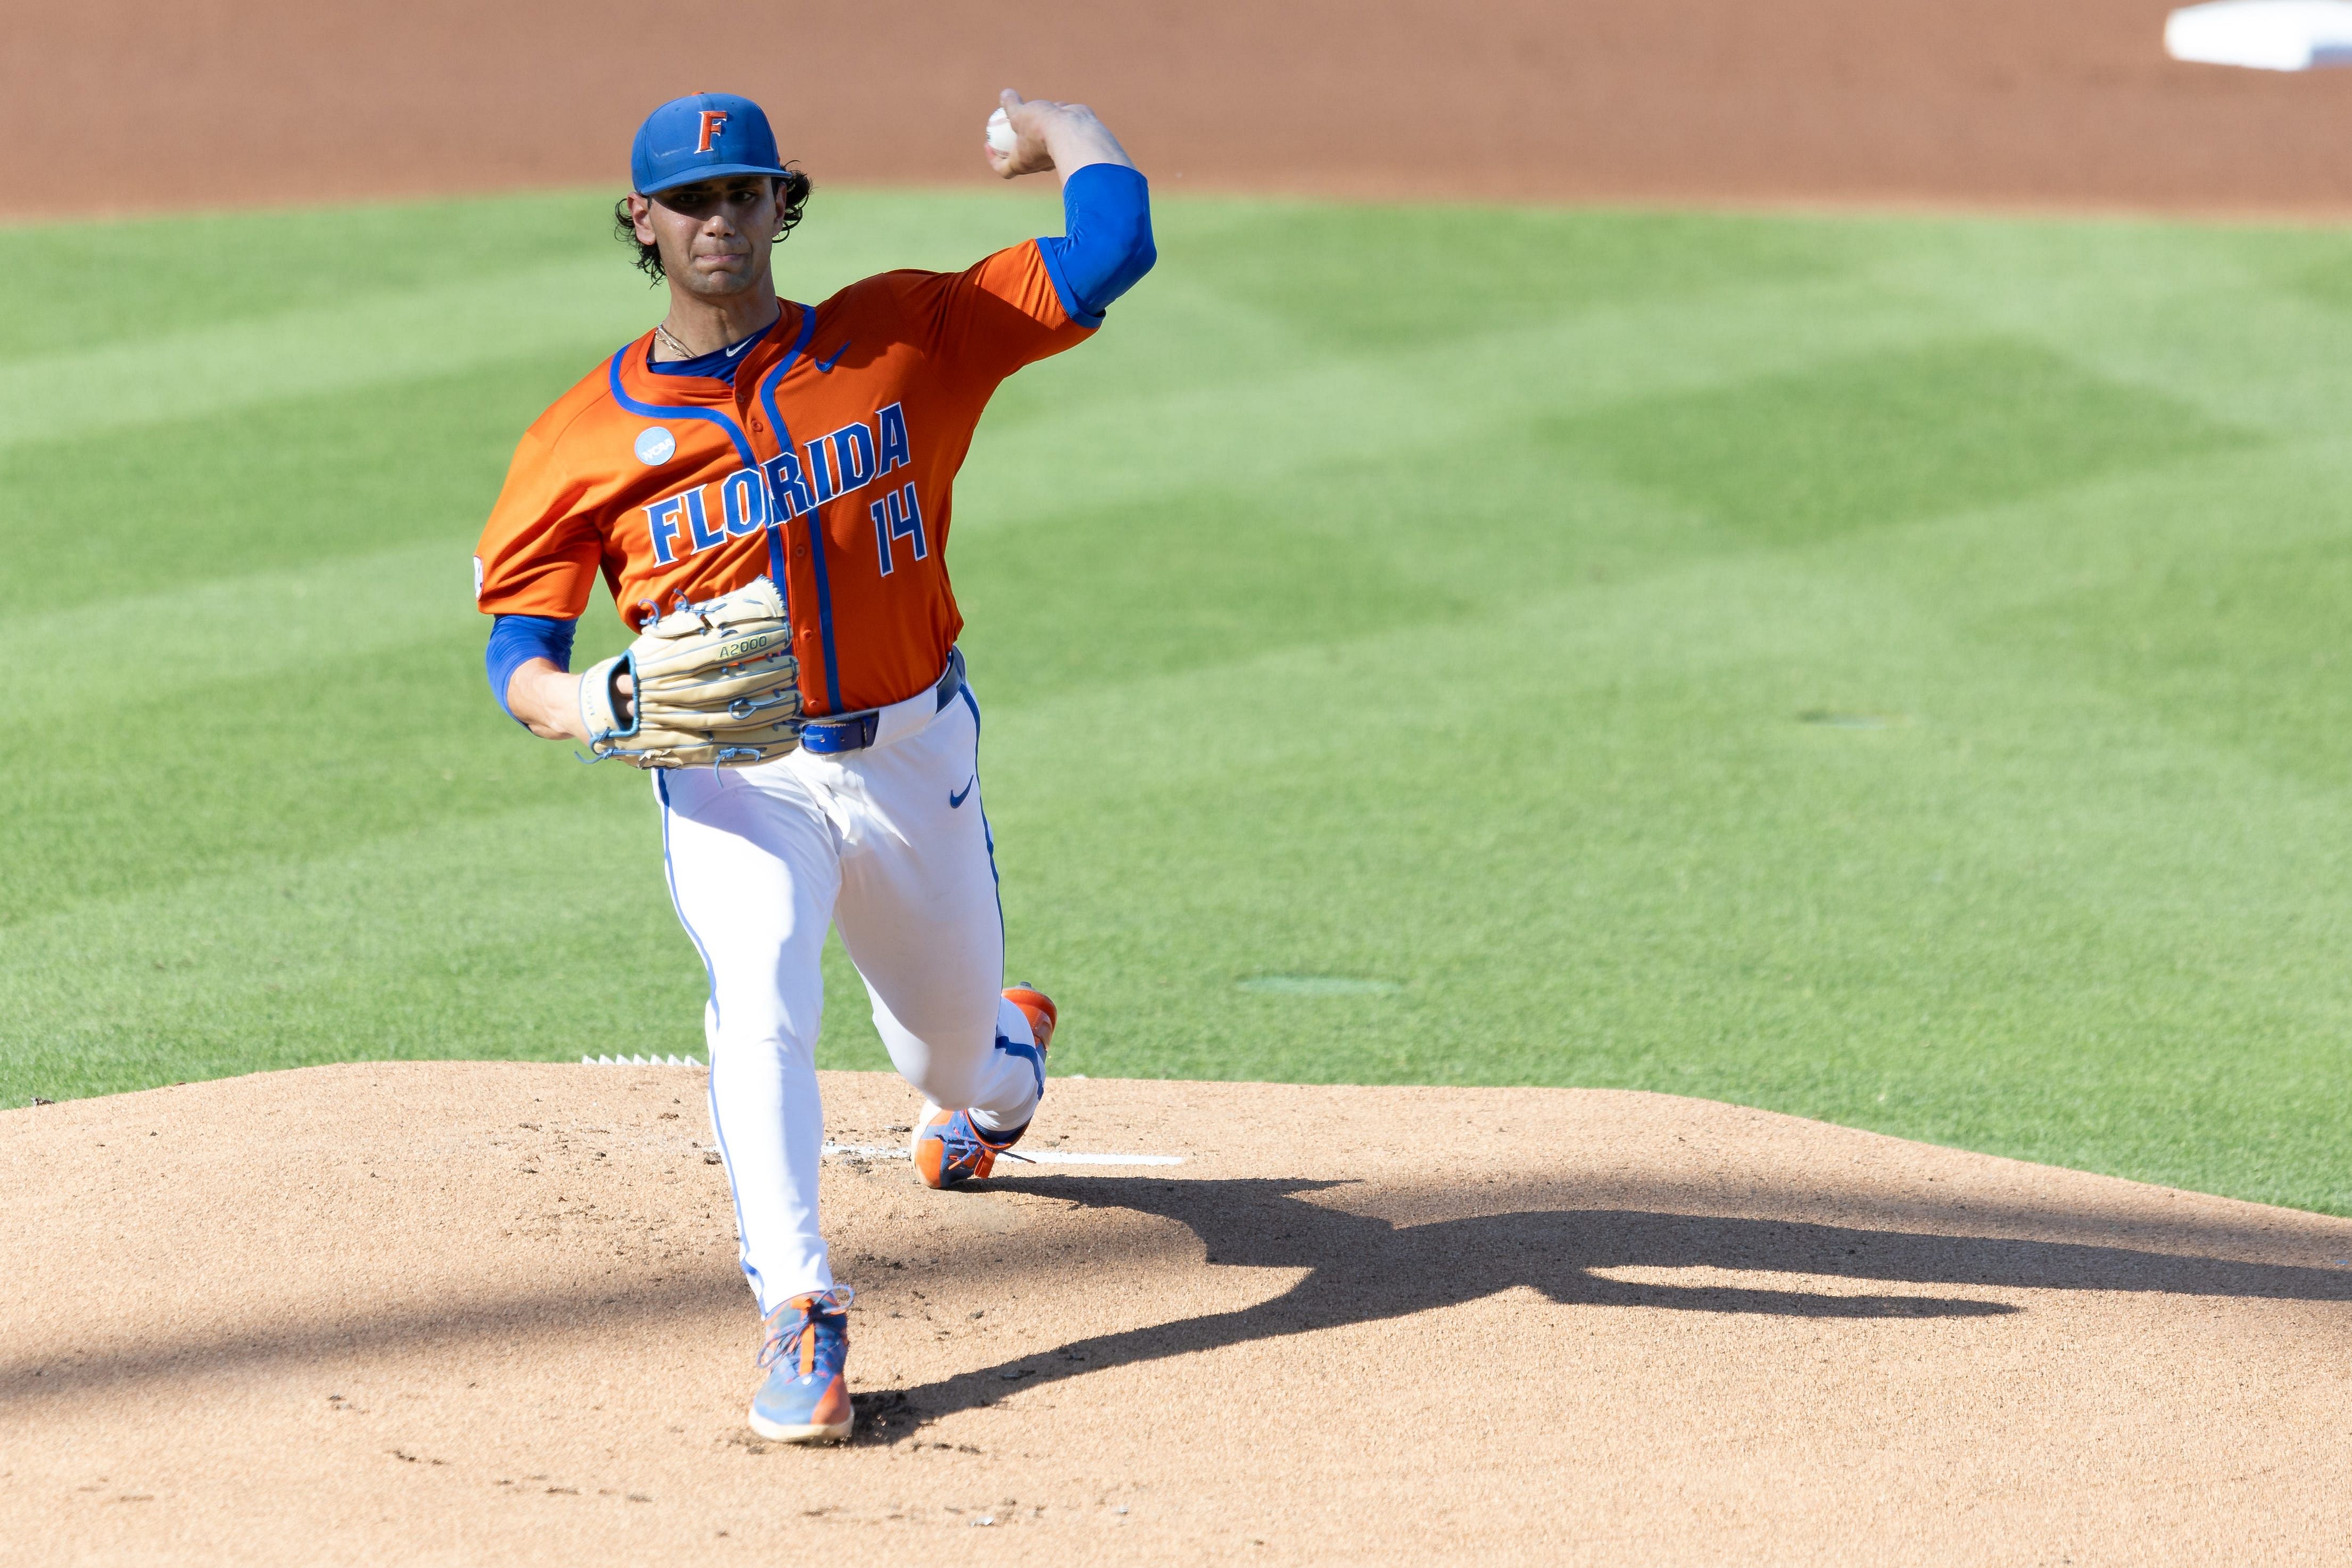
[821,1140,1181,1165]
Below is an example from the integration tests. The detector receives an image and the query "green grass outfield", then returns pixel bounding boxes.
[5,188,2351,1215]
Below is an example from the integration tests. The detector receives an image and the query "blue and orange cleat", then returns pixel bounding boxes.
[748,1287,855,1442]
[1003,984,1058,1053]
[912,986,1057,1189]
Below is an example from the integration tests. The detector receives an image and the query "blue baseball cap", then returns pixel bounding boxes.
[631,93,792,196]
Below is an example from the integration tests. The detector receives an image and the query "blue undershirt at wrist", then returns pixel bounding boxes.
[486,613,578,722]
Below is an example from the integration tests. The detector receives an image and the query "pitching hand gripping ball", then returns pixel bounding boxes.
[987,107,1019,156]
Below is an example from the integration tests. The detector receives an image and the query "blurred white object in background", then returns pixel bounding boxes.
[2165,0,2352,69]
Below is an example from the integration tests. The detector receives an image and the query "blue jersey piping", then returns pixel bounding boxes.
[757,310,815,588]
[606,318,835,714]
[606,347,759,470]
[757,307,845,714]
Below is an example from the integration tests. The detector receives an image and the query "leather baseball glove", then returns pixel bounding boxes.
[577,577,804,768]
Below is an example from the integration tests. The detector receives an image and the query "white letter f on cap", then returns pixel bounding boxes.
[697,110,729,152]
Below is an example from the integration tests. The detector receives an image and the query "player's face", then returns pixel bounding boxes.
[635,177,784,298]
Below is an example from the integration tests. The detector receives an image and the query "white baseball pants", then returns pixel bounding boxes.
[653,683,1044,1314]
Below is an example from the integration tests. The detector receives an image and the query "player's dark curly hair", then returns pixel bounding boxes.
[614,168,813,284]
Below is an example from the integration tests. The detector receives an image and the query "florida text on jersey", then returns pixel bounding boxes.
[474,242,1089,716]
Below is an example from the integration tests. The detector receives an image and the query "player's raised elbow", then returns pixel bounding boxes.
[1091,223,1156,313]
[1057,163,1157,318]
[1098,167,1157,286]
[1109,209,1157,294]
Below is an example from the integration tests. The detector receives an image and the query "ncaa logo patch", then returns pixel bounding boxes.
[635,426,677,466]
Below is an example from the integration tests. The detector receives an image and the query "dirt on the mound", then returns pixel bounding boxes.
[8,0,2352,219]
[3,1064,2348,1565]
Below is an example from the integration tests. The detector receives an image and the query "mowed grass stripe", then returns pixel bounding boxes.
[1863,217,2352,435]
[0,540,629,916]
[984,560,2352,1209]
[0,260,642,452]
[0,353,617,612]
[2,191,2349,1217]
[0,792,683,1090]
[959,272,1957,532]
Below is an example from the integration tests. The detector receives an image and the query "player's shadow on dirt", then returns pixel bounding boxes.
[857,1174,2352,1443]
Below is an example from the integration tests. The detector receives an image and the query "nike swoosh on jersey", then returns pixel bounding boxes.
[723,338,753,358]
[816,341,851,372]
[949,777,975,809]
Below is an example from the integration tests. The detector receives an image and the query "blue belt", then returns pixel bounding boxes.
[799,648,965,755]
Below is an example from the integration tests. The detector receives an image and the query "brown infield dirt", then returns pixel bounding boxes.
[9,0,2352,217]
[5,1064,2350,1564]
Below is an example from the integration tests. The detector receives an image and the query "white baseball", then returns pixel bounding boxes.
[986,107,1019,156]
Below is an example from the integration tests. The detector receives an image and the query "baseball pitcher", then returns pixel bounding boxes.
[470,88,1154,1442]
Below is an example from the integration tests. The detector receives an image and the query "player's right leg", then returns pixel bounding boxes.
[654,764,852,1437]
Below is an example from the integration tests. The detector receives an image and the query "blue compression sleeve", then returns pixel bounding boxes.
[485,613,577,722]
[1035,163,1156,328]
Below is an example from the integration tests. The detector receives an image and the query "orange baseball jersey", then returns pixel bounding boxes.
[474,242,1090,716]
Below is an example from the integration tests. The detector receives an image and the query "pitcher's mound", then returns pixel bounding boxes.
[4,1064,2348,1564]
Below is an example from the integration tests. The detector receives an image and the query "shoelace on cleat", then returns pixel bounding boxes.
[757,1285,854,1372]
[933,1112,1031,1175]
